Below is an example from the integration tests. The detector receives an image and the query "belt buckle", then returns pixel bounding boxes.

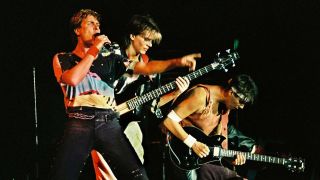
[93,113,108,122]
[104,114,110,122]
[95,110,118,123]
[102,113,113,123]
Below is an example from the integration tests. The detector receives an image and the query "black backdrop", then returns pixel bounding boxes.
[2,0,320,179]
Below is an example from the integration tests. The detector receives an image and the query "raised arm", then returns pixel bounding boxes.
[133,53,201,75]
[53,34,110,86]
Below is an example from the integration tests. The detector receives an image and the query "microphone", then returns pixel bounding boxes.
[103,42,120,50]
[94,33,120,53]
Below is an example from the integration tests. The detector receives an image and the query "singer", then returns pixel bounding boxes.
[51,8,201,180]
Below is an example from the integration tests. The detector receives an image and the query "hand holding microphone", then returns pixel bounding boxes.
[93,33,112,50]
[87,33,115,58]
[94,33,120,53]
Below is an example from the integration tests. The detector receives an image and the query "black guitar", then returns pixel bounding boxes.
[115,50,239,116]
[168,126,305,172]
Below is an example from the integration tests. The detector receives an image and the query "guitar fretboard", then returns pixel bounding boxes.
[126,62,224,110]
[219,148,287,165]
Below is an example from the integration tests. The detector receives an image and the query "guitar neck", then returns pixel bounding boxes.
[218,148,288,165]
[125,62,221,111]
[115,51,238,115]
[169,126,305,172]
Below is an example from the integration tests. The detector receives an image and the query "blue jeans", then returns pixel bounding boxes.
[49,109,148,180]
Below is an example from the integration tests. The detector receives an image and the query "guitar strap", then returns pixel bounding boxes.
[141,54,163,118]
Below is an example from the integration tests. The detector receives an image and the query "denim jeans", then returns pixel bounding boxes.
[49,109,148,180]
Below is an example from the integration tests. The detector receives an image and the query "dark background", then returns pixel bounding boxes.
[2,0,320,179]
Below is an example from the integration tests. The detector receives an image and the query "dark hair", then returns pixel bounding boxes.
[228,74,258,104]
[69,9,101,43]
[122,14,162,49]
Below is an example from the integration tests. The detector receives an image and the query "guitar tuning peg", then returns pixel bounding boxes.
[221,64,228,72]
[232,60,236,67]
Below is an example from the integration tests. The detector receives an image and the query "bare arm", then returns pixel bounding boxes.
[53,34,110,86]
[53,53,95,86]
[162,87,210,158]
[133,53,201,75]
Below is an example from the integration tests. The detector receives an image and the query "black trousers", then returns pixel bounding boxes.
[49,109,149,180]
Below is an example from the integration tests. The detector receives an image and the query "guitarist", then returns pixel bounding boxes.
[162,74,258,180]
[89,14,195,179]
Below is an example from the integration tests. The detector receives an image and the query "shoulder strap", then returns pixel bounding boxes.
[171,84,212,109]
[193,84,212,107]
[141,54,149,63]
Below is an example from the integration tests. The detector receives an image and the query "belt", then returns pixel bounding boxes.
[67,106,119,121]
[67,106,109,112]
[94,113,119,122]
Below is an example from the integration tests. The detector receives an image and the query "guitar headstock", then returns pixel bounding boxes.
[215,49,239,72]
[284,157,305,173]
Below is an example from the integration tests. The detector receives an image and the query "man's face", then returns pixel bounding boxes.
[75,15,101,47]
[227,88,247,110]
[131,30,155,54]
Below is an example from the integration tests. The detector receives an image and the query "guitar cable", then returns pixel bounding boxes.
[166,132,182,165]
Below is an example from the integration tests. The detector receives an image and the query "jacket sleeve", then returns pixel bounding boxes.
[228,124,256,152]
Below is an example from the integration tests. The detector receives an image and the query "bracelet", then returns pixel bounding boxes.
[167,110,182,122]
[183,134,197,148]
[87,46,99,57]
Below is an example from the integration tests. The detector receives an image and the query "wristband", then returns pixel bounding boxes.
[167,110,182,122]
[87,46,99,57]
[183,134,197,148]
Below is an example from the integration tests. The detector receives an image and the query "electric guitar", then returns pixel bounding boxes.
[167,126,305,172]
[115,50,239,116]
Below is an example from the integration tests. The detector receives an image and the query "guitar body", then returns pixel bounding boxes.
[168,126,226,171]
